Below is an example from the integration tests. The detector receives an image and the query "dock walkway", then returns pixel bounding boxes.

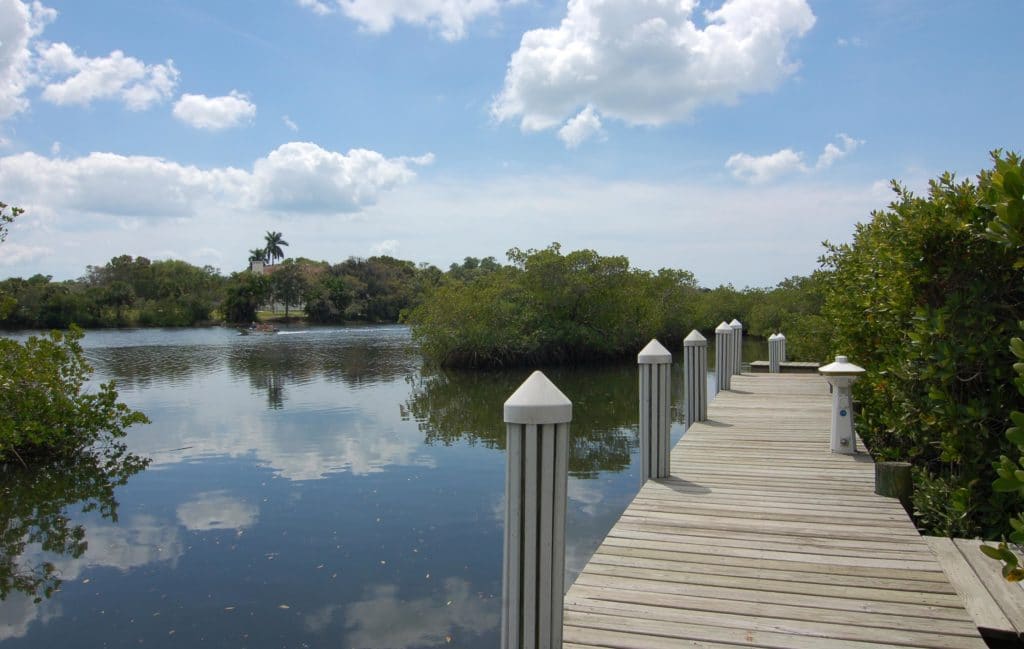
[563,373,987,648]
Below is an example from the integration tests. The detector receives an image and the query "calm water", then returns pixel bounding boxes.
[0,326,765,648]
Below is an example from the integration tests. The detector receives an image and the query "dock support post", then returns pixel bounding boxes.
[779,332,787,363]
[875,461,913,511]
[502,371,572,649]
[730,319,743,375]
[769,333,781,373]
[683,330,708,426]
[639,339,672,481]
[715,321,733,393]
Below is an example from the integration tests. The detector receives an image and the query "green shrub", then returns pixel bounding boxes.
[821,153,1024,537]
[0,327,149,464]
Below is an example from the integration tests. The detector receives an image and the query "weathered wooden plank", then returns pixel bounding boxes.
[953,537,1024,635]
[925,537,1014,638]
[565,598,981,646]
[572,572,972,621]
[606,526,941,562]
[564,609,985,649]
[580,562,964,607]
[585,552,955,593]
[567,584,967,634]
[565,373,985,647]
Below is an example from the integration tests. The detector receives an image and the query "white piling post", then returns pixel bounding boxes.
[638,339,672,481]
[769,333,781,373]
[683,330,708,425]
[502,371,571,649]
[778,332,787,363]
[730,319,743,375]
[715,321,733,393]
[819,356,866,454]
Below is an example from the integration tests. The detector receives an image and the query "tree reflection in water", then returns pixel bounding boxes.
[0,450,148,604]
[402,363,644,478]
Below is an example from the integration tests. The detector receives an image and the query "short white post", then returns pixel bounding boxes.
[778,332,787,363]
[683,330,708,425]
[730,318,743,375]
[502,371,571,649]
[819,356,866,454]
[715,321,733,393]
[768,333,781,373]
[638,339,672,481]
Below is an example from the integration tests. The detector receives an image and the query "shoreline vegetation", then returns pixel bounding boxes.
[0,246,828,364]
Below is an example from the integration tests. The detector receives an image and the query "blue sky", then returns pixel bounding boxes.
[0,0,1020,287]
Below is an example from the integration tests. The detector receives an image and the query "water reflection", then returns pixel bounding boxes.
[336,578,499,648]
[0,452,148,605]
[176,492,259,531]
[403,364,640,478]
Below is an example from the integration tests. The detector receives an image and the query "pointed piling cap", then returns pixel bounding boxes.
[504,371,572,424]
[777,332,786,340]
[715,321,733,334]
[768,333,780,341]
[729,318,742,330]
[638,338,672,364]
[819,355,865,376]
[683,329,707,347]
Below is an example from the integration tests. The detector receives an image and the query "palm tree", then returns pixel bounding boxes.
[264,231,289,265]
[248,248,268,263]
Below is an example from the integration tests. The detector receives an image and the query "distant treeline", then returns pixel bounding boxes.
[0,254,443,329]
[0,248,827,359]
[406,243,827,367]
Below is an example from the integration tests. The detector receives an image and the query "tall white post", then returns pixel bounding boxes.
[730,319,743,375]
[683,330,708,425]
[819,356,865,455]
[502,371,571,649]
[778,332,787,363]
[638,339,672,481]
[715,321,733,393]
[768,333,781,373]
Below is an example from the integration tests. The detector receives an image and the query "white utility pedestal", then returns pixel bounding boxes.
[819,355,865,454]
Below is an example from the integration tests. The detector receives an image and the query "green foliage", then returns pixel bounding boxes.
[302,256,439,325]
[978,151,1024,575]
[0,202,22,244]
[263,231,289,265]
[408,244,701,367]
[0,327,149,464]
[409,243,828,368]
[223,272,269,323]
[820,152,1024,537]
[2,256,224,328]
[269,259,308,317]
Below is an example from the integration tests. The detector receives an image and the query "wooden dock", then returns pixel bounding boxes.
[563,373,987,648]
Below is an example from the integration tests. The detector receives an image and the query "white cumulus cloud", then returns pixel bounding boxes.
[173,91,256,130]
[815,133,863,170]
[726,148,805,183]
[493,0,815,138]
[557,104,604,149]
[0,0,56,121]
[36,41,179,110]
[0,150,249,217]
[303,0,516,41]
[727,134,864,183]
[0,143,433,220]
[296,0,333,16]
[253,142,433,213]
